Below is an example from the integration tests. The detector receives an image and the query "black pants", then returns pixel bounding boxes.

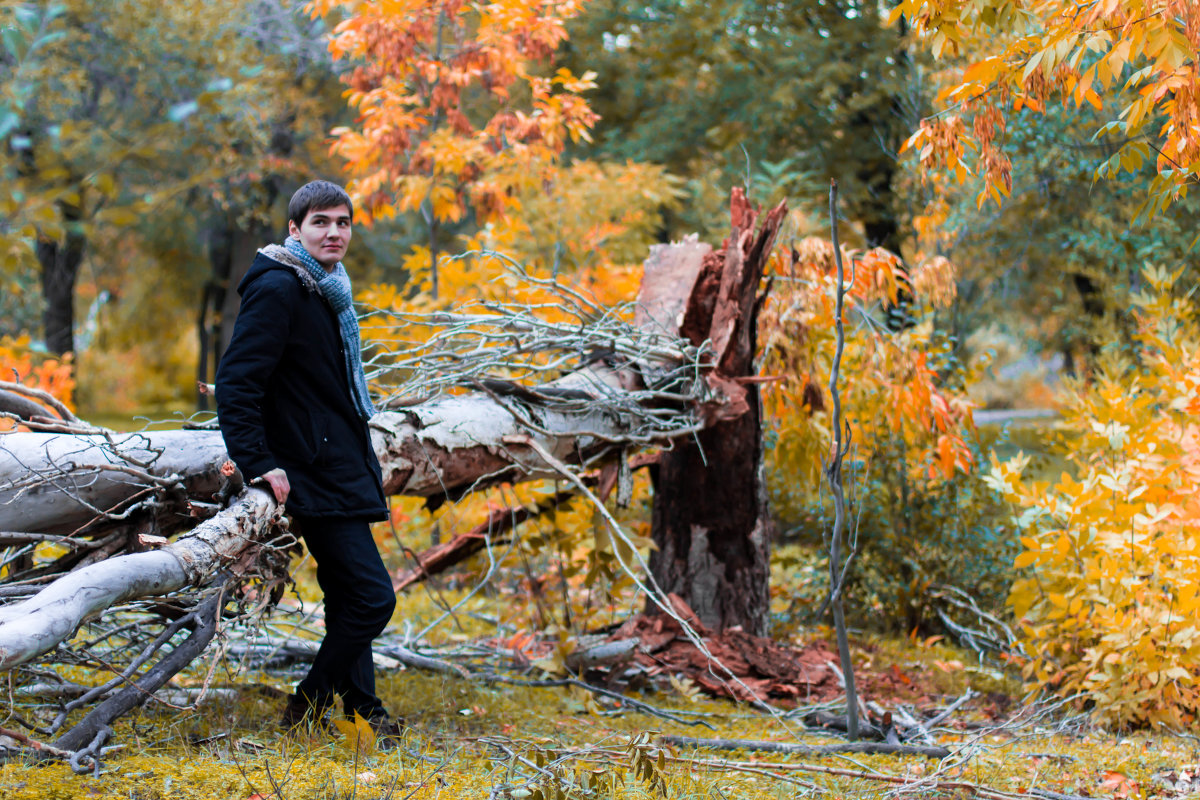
[294,516,396,719]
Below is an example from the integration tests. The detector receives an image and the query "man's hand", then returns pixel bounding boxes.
[260,468,291,504]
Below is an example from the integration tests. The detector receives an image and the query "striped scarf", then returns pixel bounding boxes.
[284,236,376,421]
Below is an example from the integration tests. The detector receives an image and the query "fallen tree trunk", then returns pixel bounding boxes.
[0,363,647,535]
[0,368,686,669]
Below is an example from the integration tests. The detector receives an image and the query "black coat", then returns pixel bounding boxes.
[215,251,387,520]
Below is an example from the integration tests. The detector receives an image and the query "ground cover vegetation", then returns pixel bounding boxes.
[3,0,1200,796]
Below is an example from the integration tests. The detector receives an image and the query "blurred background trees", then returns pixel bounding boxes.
[2,0,1199,725]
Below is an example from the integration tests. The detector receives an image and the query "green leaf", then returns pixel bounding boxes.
[1,27,26,60]
[12,5,38,31]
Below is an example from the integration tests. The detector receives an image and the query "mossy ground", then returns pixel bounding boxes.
[5,624,1190,799]
[2,543,1188,799]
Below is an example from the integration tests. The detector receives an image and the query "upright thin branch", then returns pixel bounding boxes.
[826,179,860,740]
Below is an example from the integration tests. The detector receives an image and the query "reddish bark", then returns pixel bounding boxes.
[610,595,842,704]
[392,491,574,591]
[643,190,786,635]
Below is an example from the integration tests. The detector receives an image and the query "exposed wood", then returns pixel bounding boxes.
[646,190,785,634]
[563,639,638,673]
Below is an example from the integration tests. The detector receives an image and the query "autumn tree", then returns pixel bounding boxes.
[194,3,355,410]
[0,0,335,359]
[897,0,1200,215]
[312,0,600,299]
[915,94,1200,376]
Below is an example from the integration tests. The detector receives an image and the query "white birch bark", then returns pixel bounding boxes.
[0,488,275,669]
[0,364,691,669]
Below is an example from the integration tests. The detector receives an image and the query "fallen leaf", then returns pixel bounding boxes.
[332,713,377,755]
[1099,770,1139,799]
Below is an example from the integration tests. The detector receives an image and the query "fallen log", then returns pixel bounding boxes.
[0,364,703,670]
[0,488,279,668]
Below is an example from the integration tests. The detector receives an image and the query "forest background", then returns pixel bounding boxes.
[3,0,1200,797]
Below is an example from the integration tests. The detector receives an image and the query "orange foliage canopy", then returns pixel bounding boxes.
[895,0,1200,212]
[0,336,74,431]
[759,229,974,519]
[310,0,598,227]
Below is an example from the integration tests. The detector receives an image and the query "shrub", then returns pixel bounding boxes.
[760,231,1013,632]
[988,265,1200,726]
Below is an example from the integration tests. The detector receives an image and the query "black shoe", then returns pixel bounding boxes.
[366,714,405,751]
[279,693,331,731]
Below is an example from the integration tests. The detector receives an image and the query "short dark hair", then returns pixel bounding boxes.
[288,180,354,226]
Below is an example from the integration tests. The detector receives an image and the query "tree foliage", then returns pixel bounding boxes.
[0,0,342,357]
[989,267,1200,726]
[313,0,601,298]
[896,0,1200,214]
[559,0,919,249]
[758,222,1005,628]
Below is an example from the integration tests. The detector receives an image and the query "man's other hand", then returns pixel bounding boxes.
[261,468,291,504]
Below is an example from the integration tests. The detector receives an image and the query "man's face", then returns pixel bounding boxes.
[288,204,352,269]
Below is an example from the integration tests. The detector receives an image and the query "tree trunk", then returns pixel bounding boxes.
[37,202,86,356]
[198,212,279,409]
[649,406,772,635]
[643,192,784,635]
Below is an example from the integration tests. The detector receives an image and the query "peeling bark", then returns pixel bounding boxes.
[0,488,277,669]
[646,191,785,635]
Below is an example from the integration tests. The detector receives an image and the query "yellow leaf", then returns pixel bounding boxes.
[332,712,377,755]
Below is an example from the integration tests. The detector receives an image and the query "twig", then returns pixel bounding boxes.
[55,591,224,759]
[0,381,77,423]
[376,644,471,678]
[925,689,977,729]
[825,178,860,740]
[0,725,71,758]
[486,675,716,729]
[664,754,1073,800]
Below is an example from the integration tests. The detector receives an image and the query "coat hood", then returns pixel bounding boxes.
[237,245,321,296]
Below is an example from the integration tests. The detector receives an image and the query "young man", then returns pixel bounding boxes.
[215,180,399,738]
